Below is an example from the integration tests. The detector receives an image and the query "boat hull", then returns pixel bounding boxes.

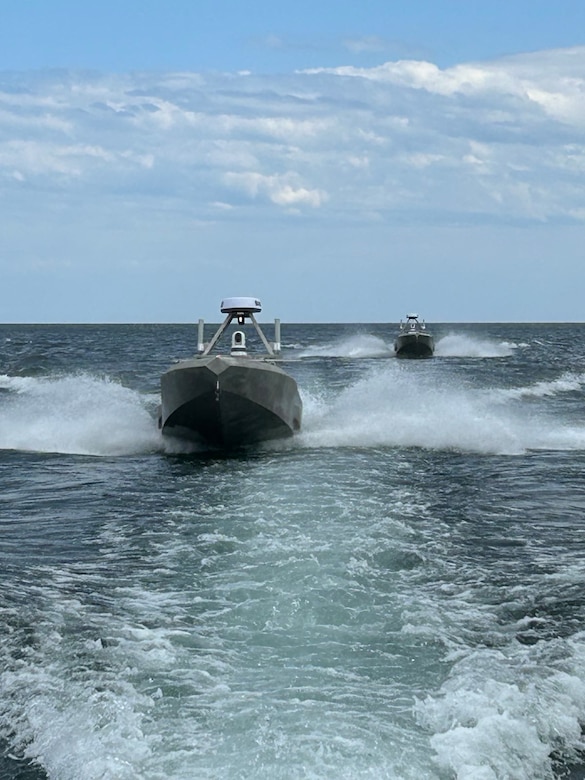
[159,356,302,448]
[394,332,435,358]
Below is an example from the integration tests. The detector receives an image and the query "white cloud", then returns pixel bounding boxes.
[1,47,585,322]
[0,140,107,176]
[343,36,387,54]
[270,183,326,208]
[0,139,152,179]
[303,47,585,127]
[263,34,286,51]
[402,152,445,169]
[0,107,72,134]
[223,170,327,208]
[0,47,584,227]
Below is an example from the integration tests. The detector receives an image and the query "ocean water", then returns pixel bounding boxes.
[1,322,585,780]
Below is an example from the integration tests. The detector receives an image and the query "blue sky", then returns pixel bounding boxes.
[1,1,585,322]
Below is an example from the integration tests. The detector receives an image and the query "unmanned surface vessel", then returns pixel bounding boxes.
[394,314,435,358]
[158,297,302,448]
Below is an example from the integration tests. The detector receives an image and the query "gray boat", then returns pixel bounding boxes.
[158,297,302,448]
[394,314,435,358]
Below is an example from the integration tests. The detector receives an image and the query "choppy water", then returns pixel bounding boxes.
[1,322,585,779]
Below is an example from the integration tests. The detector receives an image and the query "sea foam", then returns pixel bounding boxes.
[298,334,393,358]
[0,373,161,456]
[434,333,516,358]
[297,364,585,455]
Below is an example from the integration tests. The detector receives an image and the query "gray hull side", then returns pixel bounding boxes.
[394,333,435,358]
[160,356,302,447]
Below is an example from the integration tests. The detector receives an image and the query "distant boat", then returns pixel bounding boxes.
[158,297,302,448]
[394,314,435,358]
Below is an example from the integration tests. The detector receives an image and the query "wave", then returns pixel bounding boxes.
[296,333,517,360]
[0,373,161,456]
[435,333,516,358]
[297,334,393,359]
[495,372,585,401]
[296,365,585,455]
[3,364,584,459]
[414,569,585,780]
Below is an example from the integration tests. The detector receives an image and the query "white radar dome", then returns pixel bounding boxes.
[220,297,262,313]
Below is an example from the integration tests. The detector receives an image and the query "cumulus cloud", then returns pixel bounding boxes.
[303,47,585,125]
[0,47,584,225]
[223,170,327,208]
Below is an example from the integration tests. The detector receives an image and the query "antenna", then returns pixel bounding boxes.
[197,319,205,354]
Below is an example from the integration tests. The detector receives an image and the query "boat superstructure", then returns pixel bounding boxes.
[394,314,435,358]
[159,297,302,448]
